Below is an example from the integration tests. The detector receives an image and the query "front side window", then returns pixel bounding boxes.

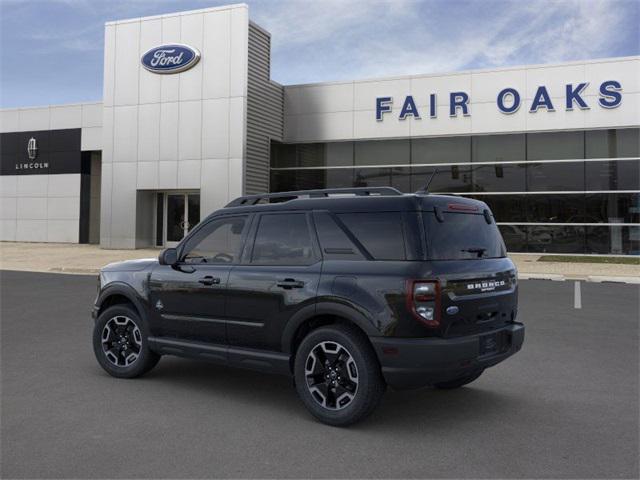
[251,213,315,265]
[182,216,247,264]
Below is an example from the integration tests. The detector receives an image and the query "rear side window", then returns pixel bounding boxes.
[424,212,506,260]
[338,212,406,260]
[313,212,365,260]
[251,213,315,265]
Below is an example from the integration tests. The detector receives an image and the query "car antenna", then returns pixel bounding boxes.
[416,168,438,194]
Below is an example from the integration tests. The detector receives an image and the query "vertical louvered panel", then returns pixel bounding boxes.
[245,23,284,195]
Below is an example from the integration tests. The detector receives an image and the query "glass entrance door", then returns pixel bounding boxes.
[164,193,200,247]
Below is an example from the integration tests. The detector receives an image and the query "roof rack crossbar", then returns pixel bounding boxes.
[225,187,402,207]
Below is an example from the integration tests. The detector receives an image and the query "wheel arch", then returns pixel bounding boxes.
[282,301,381,371]
[96,283,148,323]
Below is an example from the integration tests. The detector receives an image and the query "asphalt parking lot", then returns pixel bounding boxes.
[1,270,638,479]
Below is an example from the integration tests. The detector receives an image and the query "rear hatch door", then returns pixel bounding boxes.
[422,206,518,339]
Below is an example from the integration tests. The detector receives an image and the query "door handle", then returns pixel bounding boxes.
[276,278,305,289]
[198,276,221,286]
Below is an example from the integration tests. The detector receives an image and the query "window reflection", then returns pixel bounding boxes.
[269,129,640,255]
[586,226,640,255]
[411,166,473,193]
[526,226,585,254]
[355,140,409,166]
[585,160,639,190]
[527,131,584,160]
[526,194,585,222]
[471,164,526,192]
[468,195,527,222]
[585,129,640,158]
[412,137,471,164]
[585,193,640,224]
[527,162,585,191]
[473,134,525,162]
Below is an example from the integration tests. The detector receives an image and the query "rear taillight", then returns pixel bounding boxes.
[407,280,441,328]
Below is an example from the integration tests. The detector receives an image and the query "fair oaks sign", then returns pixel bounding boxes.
[141,44,201,74]
[376,80,623,121]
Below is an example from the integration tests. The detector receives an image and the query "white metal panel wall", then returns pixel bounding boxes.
[283,57,640,142]
[100,4,250,248]
[0,102,103,149]
[0,174,81,243]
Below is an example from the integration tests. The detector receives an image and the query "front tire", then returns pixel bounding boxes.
[294,325,386,427]
[93,304,160,378]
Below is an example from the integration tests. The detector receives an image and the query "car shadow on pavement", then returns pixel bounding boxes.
[135,356,526,430]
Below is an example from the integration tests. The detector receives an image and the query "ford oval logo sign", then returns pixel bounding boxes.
[141,44,200,74]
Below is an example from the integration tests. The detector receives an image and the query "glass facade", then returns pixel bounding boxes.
[270,128,640,255]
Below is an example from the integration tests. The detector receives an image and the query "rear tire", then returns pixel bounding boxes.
[433,370,483,389]
[294,324,386,427]
[93,304,160,378]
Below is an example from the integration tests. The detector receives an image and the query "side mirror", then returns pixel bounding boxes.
[159,247,178,266]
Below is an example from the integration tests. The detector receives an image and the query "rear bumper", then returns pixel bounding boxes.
[370,323,524,390]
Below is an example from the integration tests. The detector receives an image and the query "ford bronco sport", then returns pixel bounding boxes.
[92,187,524,426]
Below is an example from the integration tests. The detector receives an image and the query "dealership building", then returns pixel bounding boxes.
[1,3,638,254]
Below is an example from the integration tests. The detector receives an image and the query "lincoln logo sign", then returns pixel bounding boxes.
[16,137,48,171]
[27,137,38,160]
[376,80,622,120]
[141,44,201,74]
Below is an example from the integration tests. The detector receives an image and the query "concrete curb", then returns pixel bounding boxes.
[518,273,565,281]
[48,267,100,274]
[518,273,640,284]
[587,275,640,284]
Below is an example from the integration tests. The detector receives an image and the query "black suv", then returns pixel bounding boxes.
[92,187,524,426]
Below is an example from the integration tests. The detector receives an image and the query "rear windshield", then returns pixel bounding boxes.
[424,211,506,260]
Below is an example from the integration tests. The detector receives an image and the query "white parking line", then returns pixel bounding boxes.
[574,281,582,309]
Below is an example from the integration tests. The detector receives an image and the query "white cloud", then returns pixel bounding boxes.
[251,0,635,84]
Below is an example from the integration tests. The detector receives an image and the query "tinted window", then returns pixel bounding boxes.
[314,212,365,260]
[338,213,406,260]
[472,134,525,162]
[526,225,585,254]
[468,194,528,222]
[325,142,354,166]
[498,225,528,252]
[471,163,526,192]
[353,168,391,187]
[526,162,585,191]
[585,192,640,224]
[391,167,412,193]
[270,170,324,193]
[182,216,247,264]
[271,142,355,169]
[270,142,296,168]
[411,166,473,193]
[354,139,409,166]
[586,226,640,255]
[585,128,640,158]
[526,194,585,222]
[527,131,584,160]
[424,212,506,260]
[252,214,315,265]
[412,136,471,164]
[585,160,639,190]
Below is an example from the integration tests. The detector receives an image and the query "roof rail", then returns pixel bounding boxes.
[225,187,403,207]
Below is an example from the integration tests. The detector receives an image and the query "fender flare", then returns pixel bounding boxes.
[281,300,379,354]
[96,282,149,324]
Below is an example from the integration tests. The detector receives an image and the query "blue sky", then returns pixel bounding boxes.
[1,0,638,108]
